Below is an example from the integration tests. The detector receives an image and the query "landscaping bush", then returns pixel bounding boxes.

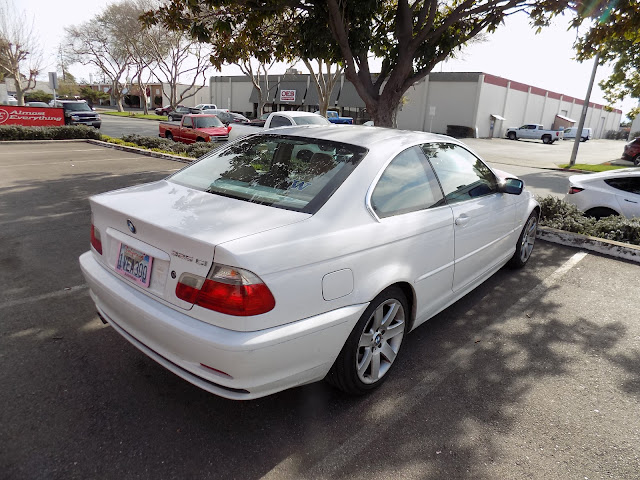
[446,125,475,138]
[537,195,640,246]
[118,134,221,158]
[0,125,102,141]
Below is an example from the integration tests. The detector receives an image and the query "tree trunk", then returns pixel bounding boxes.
[318,96,329,117]
[14,83,25,106]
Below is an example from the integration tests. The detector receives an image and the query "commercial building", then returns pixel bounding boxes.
[209,71,622,138]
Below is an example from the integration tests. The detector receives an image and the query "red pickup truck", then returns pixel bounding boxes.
[158,114,230,144]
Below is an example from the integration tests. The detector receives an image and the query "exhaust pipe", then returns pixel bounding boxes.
[97,311,108,325]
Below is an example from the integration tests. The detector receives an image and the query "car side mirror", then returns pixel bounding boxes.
[500,178,524,195]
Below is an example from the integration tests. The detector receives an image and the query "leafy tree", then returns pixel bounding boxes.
[146,1,578,127]
[0,0,43,105]
[79,85,110,105]
[535,1,640,120]
[24,89,53,103]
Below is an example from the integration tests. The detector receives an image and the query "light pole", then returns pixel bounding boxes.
[569,52,600,167]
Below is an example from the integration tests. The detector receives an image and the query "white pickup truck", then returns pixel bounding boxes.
[505,124,563,144]
[228,111,331,141]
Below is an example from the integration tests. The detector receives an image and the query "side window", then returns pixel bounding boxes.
[370,146,444,218]
[270,115,293,128]
[182,116,192,128]
[421,143,498,205]
[605,178,640,194]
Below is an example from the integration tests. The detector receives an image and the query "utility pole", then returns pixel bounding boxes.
[569,52,600,167]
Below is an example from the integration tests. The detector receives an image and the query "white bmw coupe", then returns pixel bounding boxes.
[80,126,539,400]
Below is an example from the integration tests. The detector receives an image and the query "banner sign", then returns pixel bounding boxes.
[280,90,296,102]
[0,106,65,127]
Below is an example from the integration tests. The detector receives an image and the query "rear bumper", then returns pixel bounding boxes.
[79,251,365,400]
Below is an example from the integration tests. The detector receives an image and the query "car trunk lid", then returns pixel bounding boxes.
[89,180,309,309]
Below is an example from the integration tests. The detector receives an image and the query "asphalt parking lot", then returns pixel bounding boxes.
[1,142,639,479]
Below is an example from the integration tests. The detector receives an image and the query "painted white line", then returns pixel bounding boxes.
[261,251,589,480]
[0,285,89,310]
[0,157,154,168]
[0,148,105,154]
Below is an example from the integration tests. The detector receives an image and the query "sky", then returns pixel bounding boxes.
[17,0,638,120]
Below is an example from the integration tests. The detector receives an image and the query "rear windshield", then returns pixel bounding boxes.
[169,134,368,213]
[62,102,92,112]
[194,116,224,128]
[293,116,330,126]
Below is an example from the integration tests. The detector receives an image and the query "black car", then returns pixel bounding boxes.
[214,111,250,125]
[167,106,192,122]
[53,101,101,128]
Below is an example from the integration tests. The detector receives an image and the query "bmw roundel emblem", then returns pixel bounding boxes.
[127,219,136,234]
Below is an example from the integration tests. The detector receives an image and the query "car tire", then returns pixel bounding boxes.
[584,207,619,220]
[508,210,539,269]
[508,132,517,140]
[165,131,173,141]
[326,287,408,395]
[542,135,551,144]
[634,154,640,166]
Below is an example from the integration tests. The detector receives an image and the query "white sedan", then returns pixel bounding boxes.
[79,126,540,400]
[565,168,640,219]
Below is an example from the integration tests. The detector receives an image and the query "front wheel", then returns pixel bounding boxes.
[508,210,539,268]
[508,132,517,140]
[326,287,408,395]
[634,154,640,166]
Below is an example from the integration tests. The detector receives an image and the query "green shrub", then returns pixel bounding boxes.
[120,134,220,158]
[0,125,102,141]
[537,195,640,245]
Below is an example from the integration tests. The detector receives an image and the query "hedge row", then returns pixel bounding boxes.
[0,125,102,141]
[119,134,220,158]
[537,195,640,246]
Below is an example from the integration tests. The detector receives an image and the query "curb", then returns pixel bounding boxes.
[85,139,192,164]
[537,226,640,264]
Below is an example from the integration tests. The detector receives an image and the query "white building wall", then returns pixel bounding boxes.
[475,83,507,137]
[209,77,254,114]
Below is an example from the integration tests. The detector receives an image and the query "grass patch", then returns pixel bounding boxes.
[101,111,167,121]
[558,163,628,172]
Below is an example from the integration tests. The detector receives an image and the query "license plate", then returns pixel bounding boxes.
[115,243,153,288]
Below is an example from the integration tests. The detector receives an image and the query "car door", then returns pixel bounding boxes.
[422,143,517,292]
[180,116,195,144]
[605,177,640,218]
[369,146,455,325]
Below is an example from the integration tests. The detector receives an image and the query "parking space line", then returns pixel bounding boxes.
[261,251,589,480]
[0,285,89,310]
[0,157,165,167]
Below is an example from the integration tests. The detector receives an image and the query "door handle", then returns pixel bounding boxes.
[455,214,470,226]
[624,199,638,204]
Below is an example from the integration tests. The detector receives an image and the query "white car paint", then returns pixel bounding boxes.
[80,126,539,400]
[228,111,331,141]
[565,168,640,219]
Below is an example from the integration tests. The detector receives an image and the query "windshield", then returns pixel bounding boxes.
[62,102,92,112]
[293,116,330,126]
[194,116,224,128]
[169,134,368,213]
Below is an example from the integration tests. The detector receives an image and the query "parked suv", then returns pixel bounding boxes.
[622,137,640,165]
[53,100,101,128]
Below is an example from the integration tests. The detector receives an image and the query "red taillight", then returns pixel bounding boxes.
[568,187,584,194]
[227,125,232,133]
[175,264,275,316]
[90,224,102,254]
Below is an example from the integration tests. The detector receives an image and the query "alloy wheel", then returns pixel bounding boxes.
[356,298,405,384]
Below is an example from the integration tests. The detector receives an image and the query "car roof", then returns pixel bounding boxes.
[260,124,459,150]
[570,168,640,183]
